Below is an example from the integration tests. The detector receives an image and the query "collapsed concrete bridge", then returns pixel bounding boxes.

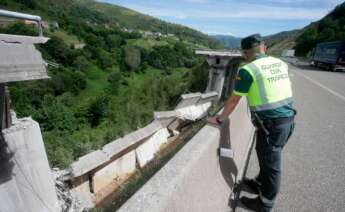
[0,9,257,212]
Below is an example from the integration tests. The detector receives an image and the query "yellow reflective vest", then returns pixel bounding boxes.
[238,56,293,112]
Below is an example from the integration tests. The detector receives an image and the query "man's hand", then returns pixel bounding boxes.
[207,116,219,125]
[207,95,241,126]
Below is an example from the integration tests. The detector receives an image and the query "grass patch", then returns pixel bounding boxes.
[50,30,82,46]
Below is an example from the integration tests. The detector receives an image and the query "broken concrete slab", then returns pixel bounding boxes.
[175,92,201,109]
[150,128,170,152]
[197,92,218,105]
[135,128,170,168]
[135,138,156,168]
[70,150,109,178]
[153,111,178,127]
[176,102,212,121]
[167,118,183,131]
[93,151,136,193]
[102,121,162,159]
[154,111,178,120]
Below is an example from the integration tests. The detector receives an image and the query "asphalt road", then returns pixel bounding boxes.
[237,64,345,212]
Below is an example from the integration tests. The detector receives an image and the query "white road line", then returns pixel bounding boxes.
[292,68,345,103]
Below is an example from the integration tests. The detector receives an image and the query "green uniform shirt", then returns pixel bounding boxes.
[234,54,294,119]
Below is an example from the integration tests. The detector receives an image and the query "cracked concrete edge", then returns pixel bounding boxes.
[70,121,164,178]
[118,99,255,212]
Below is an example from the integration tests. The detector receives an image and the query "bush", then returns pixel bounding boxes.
[51,68,87,95]
[124,45,141,70]
[107,69,122,93]
[87,95,110,127]
[36,95,78,132]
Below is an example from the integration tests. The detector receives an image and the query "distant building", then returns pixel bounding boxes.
[124,28,134,33]
[143,31,154,37]
[155,32,162,37]
[74,43,86,49]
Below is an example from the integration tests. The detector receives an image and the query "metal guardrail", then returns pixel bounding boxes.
[0,9,43,36]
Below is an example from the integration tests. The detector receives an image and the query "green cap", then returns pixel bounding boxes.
[241,34,263,50]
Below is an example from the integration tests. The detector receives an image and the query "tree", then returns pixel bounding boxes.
[295,28,318,56]
[18,0,37,9]
[87,95,110,127]
[73,56,92,72]
[124,45,141,70]
[42,36,72,64]
[37,95,78,132]
[107,69,122,93]
[106,34,125,50]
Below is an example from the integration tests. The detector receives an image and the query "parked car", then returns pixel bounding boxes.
[311,40,345,71]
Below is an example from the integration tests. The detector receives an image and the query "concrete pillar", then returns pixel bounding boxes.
[205,56,231,100]
[0,117,60,212]
[196,50,242,101]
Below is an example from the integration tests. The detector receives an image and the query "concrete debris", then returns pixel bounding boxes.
[176,102,212,121]
[153,111,178,127]
[175,92,201,109]
[197,92,218,105]
[154,111,178,120]
[52,168,85,212]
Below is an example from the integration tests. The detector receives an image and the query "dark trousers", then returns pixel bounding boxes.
[255,119,295,208]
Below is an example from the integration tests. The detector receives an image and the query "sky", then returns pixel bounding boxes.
[99,0,344,37]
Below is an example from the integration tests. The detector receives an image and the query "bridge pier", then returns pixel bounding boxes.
[196,50,243,101]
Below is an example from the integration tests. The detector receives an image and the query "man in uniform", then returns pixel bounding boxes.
[208,34,295,212]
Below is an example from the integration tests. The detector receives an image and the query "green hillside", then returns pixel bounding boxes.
[0,0,218,167]
[266,1,345,56]
[264,29,302,56]
[80,0,221,48]
[295,2,345,56]
[211,35,242,49]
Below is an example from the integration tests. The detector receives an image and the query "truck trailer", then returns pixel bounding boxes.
[281,49,295,57]
[311,40,345,71]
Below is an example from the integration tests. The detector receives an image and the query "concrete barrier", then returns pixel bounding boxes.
[118,98,255,212]
[0,118,60,212]
[135,128,170,168]
[65,92,219,209]
[93,151,136,193]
